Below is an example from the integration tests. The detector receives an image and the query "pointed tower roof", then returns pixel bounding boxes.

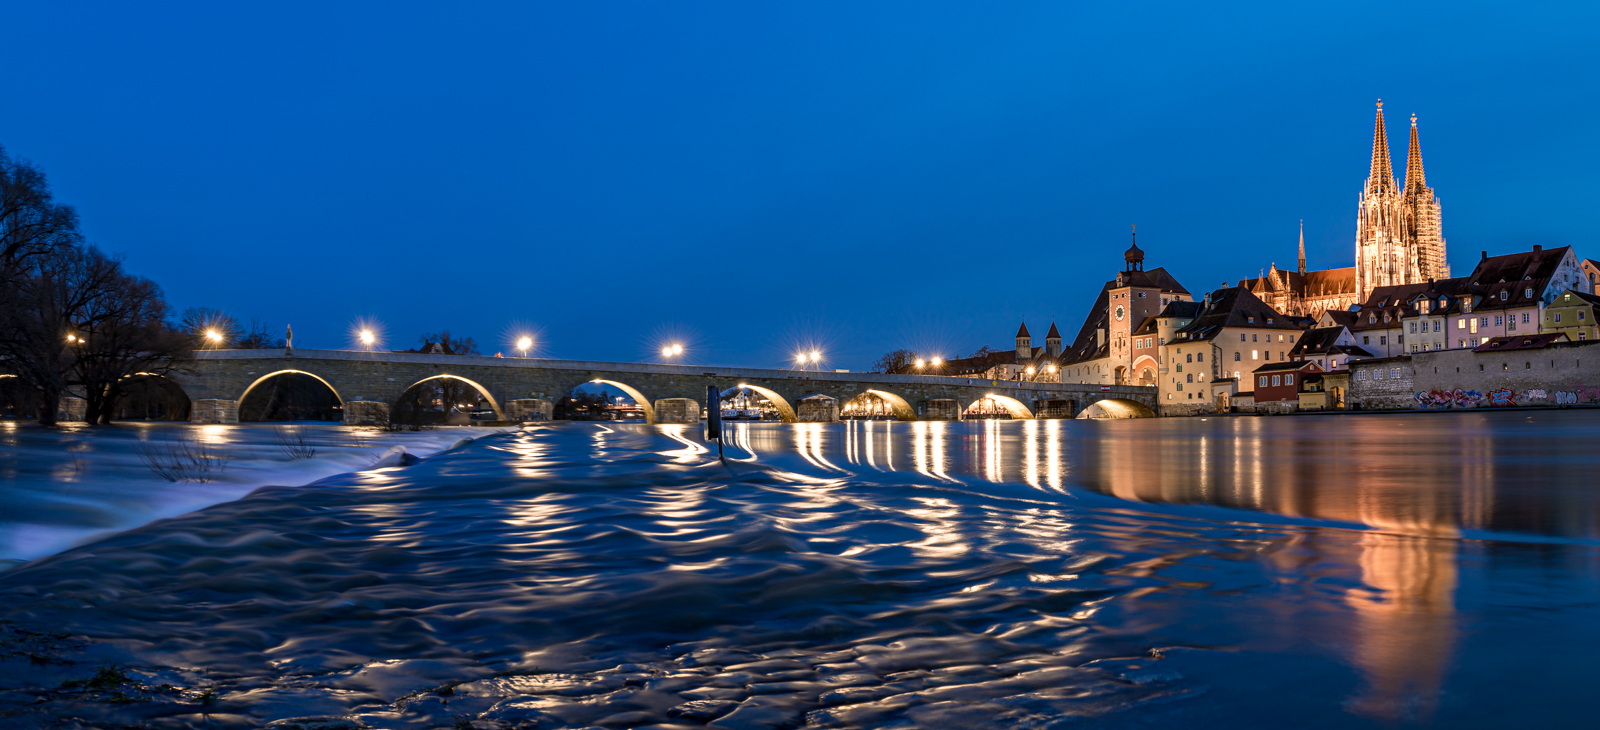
[1404,113,1427,192]
[1297,220,1306,276]
[1016,321,1031,338]
[1367,100,1396,194]
[1045,322,1062,340]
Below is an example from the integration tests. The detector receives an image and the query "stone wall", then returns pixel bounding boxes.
[343,400,390,426]
[921,399,962,420]
[1347,358,1416,410]
[1408,339,1600,408]
[654,398,701,424]
[189,398,239,424]
[798,395,840,423]
[508,399,553,422]
[1159,401,1215,417]
[56,397,87,422]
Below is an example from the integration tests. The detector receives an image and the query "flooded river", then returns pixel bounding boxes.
[1,412,1597,728]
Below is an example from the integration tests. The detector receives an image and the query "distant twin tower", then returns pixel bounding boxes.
[1356,99,1448,300]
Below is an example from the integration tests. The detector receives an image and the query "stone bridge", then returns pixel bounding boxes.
[162,348,1159,424]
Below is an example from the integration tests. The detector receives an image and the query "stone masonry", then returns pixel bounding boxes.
[160,349,1161,425]
[508,399,554,422]
[654,398,701,424]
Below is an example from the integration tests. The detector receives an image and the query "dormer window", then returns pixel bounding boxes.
[1369,315,1377,324]
[1440,297,1448,309]
[1525,287,1534,298]
[1383,313,1391,323]
[1247,316,1255,324]
[1500,291,1509,301]
[1266,317,1274,324]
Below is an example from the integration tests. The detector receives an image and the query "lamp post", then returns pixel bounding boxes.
[662,343,684,362]
[360,329,375,352]
[517,337,533,357]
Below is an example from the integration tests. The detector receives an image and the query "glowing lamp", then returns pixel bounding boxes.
[359,330,375,345]
[914,359,925,368]
[206,329,222,343]
[809,350,821,363]
[517,336,532,353]
[931,357,942,366]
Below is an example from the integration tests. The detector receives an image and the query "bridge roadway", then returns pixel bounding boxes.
[166,348,1159,424]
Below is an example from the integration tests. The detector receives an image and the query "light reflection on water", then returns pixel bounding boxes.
[2,412,1598,727]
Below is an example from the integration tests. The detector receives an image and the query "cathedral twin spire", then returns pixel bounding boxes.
[1356,99,1447,300]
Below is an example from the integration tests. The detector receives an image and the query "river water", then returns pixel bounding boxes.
[1,412,1598,728]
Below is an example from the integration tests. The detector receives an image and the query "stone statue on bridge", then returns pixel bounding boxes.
[285,324,293,350]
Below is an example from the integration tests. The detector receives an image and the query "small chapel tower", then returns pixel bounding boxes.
[1015,321,1032,362]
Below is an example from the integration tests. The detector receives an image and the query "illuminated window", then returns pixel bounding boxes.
[1252,350,1258,360]
[1285,374,1294,385]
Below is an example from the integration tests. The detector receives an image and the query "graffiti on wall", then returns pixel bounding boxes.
[1415,385,1600,408]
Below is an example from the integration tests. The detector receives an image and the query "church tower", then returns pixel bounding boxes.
[1403,113,1448,281]
[1015,321,1031,362]
[1355,100,1418,301]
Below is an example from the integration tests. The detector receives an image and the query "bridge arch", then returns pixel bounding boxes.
[862,389,917,420]
[735,383,796,422]
[966,394,1034,420]
[113,372,192,421]
[1076,398,1156,419]
[589,379,655,424]
[240,370,345,406]
[402,374,506,420]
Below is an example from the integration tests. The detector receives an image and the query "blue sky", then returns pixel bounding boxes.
[5,2,1597,369]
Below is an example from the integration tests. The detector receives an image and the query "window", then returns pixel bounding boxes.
[1186,374,1193,383]
[1252,334,1258,342]
[1374,369,1384,380]
[1495,316,1503,326]
[1234,351,1241,361]
[1390,368,1400,378]
[1410,322,1417,333]
[1384,313,1391,323]
[1379,336,1387,345]
[1285,374,1294,385]
[1240,333,1247,342]
[1281,351,1287,361]
[1412,344,1419,353]
[1581,311,1588,321]
[1434,321,1441,332]
[1358,371,1367,380]
[1509,319,1517,331]
[1582,332,1588,340]
[1523,313,1531,323]
[1500,291,1509,301]
[1363,335,1371,345]
[1196,352,1204,362]
[1248,316,1255,324]
[1233,371,1240,379]
[1525,287,1533,298]
[1478,364,1484,371]
[1252,350,1259,360]
[1526,362,1532,370]
[1176,383,1183,391]
[1259,376,1268,387]
[1138,292,1145,298]
[1555,313,1562,323]
[1271,375,1281,386]
[1186,354,1193,363]
[1177,364,1183,373]
[1457,319,1465,330]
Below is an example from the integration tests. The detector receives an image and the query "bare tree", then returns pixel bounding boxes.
[59,249,188,424]
[177,307,242,348]
[871,349,920,374]
[0,145,81,282]
[238,318,285,349]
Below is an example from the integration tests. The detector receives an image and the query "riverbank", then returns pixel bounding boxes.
[0,422,516,568]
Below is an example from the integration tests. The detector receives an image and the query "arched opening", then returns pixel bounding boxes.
[556,380,649,423]
[732,383,795,422]
[842,392,897,420]
[1138,367,1156,386]
[1215,393,1232,412]
[1114,366,1129,386]
[239,370,344,422]
[862,390,917,420]
[111,373,192,421]
[964,394,1034,420]
[721,385,788,422]
[1076,398,1157,419]
[393,374,505,426]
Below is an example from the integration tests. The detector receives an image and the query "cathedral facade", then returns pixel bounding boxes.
[1241,101,1449,320]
